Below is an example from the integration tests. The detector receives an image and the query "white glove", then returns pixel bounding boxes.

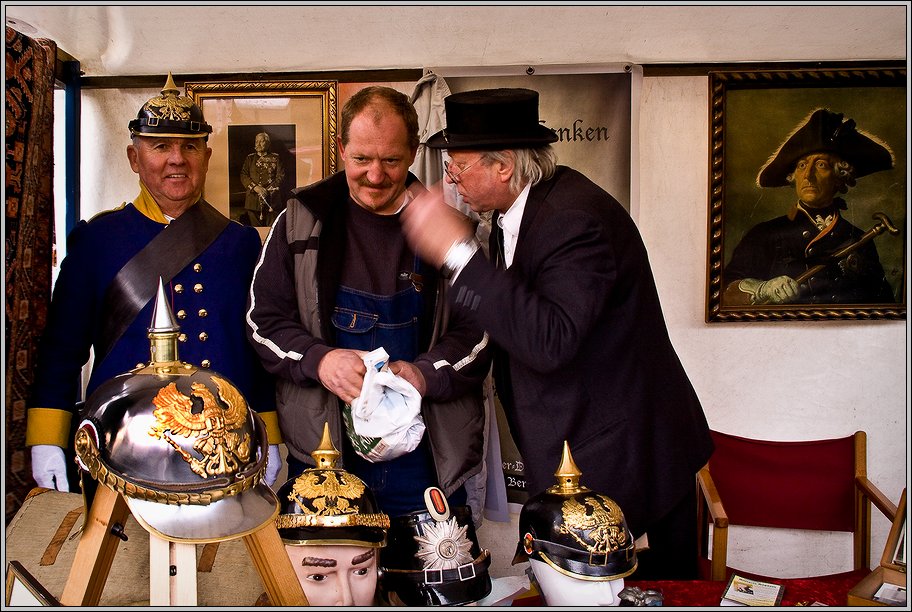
[757,275,800,304]
[31,445,70,492]
[265,444,282,487]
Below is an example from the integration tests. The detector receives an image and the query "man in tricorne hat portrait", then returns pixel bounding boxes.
[723,107,898,306]
[400,87,714,580]
[26,73,282,493]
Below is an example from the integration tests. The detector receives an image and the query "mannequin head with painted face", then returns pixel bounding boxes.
[275,423,390,606]
[513,441,637,606]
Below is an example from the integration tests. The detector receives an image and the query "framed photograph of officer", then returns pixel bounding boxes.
[706,67,906,322]
[185,80,337,241]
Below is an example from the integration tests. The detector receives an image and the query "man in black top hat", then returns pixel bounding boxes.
[723,108,897,306]
[400,87,713,580]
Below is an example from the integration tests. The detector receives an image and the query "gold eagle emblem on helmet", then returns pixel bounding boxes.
[149,376,251,478]
[291,470,365,516]
[143,88,196,122]
[560,494,628,555]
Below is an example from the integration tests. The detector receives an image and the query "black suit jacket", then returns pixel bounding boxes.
[451,166,713,536]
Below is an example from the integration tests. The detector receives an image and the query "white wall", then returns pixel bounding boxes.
[13,3,909,580]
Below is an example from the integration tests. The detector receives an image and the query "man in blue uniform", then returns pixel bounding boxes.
[27,74,281,492]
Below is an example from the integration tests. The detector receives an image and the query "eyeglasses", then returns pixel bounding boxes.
[444,156,483,184]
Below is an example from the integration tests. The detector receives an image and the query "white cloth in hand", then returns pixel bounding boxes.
[31,445,70,492]
[265,444,282,487]
[349,347,425,460]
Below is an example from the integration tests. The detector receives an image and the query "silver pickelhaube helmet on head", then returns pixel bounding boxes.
[74,279,277,543]
[128,72,212,139]
[512,441,638,580]
[275,422,390,547]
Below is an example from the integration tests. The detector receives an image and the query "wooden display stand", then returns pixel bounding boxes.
[60,485,308,606]
[848,488,907,606]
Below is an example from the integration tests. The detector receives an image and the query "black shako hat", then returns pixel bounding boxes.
[426,88,559,150]
[757,108,894,188]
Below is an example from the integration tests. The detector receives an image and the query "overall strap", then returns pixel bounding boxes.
[97,200,229,361]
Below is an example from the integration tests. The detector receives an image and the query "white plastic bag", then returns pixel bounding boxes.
[343,347,425,462]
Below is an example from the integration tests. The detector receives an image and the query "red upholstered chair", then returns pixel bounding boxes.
[696,430,898,582]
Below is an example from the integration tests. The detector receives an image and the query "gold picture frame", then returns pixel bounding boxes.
[185,80,338,238]
[706,67,906,322]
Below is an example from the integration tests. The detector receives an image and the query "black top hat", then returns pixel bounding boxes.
[426,88,559,150]
[757,108,893,187]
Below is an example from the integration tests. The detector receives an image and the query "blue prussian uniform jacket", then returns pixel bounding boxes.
[26,202,277,448]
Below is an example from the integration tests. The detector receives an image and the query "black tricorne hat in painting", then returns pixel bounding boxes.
[426,88,559,150]
[757,108,894,187]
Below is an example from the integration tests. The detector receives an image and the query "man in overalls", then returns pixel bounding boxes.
[246,86,490,520]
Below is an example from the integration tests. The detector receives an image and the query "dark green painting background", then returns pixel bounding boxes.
[722,83,907,302]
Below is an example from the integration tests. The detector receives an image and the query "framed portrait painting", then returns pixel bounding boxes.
[185,80,337,238]
[706,67,906,322]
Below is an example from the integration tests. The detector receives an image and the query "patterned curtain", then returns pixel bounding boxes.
[5,26,56,524]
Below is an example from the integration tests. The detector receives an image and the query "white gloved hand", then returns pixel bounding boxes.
[757,275,800,304]
[31,445,70,492]
[265,444,282,487]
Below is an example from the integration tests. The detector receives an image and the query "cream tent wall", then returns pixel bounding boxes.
[5,3,909,580]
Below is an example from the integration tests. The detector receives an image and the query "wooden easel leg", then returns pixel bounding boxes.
[242,523,309,606]
[149,535,198,605]
[60,486,130,606]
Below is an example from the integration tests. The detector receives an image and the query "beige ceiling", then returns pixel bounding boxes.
[4,4,907,78]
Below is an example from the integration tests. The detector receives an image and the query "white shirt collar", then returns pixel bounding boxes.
[497,182,531,268]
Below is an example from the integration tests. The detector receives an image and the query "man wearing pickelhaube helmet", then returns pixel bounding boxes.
[513,441,639,606]
[723,108,899,306]
[26,73,282,493]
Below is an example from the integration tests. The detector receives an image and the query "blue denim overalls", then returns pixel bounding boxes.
[331,257,451,517]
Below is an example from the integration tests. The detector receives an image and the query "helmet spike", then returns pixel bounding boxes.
[311,421,340,470]
[148,277,180,365]
[161,72,180,96]
[550,440,587,495]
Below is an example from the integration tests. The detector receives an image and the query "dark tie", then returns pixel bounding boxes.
[490,214,505,269]
[488,213,513,409]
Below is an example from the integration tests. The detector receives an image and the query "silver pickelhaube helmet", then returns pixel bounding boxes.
[74,279,277,543]
[512,441,638,580]
[128,72,212,139]
[276,422,390,547]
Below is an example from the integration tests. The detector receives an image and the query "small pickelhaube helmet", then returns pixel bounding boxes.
[275,422,390,547]
[128,72,212,139]
[74,280,277,543]
[512,441,637,580]
[378,488,492,606]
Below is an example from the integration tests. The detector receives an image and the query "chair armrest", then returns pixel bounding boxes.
[697,465,729,528]
[856,475,898,522]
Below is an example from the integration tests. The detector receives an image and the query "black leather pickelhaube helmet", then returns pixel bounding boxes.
[74,280,277,543]
[275,422,390,547]
[128,72,212,139]
[512,441,637,580]
[378,488,492,606]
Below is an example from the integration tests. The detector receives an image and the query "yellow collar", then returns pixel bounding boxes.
[132,182,169,224]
